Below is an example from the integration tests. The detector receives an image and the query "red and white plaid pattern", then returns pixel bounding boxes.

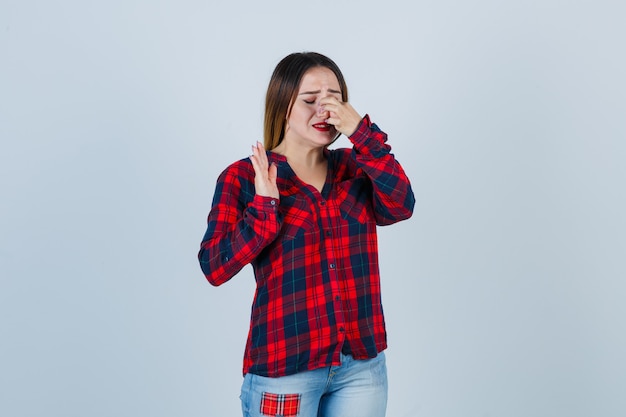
[260,392,301,416]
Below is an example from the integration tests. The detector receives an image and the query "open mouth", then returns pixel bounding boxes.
[312,123,332,132]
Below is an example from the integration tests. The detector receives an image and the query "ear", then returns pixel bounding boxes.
[284,107,291,130]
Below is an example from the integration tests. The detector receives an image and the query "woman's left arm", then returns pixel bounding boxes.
[321,97,415,225]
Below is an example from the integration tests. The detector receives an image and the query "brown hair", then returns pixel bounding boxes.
[263,52,349,150]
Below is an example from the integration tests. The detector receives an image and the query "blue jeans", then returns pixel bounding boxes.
[240,352,387,417]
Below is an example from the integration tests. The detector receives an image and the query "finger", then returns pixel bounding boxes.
[326,116,341,129]
[319,98,341,116]
[253,142,269,162]
[326,112,338,123]
[256,141,267,158]
[327,108,360,136]
[319,96,342,106]
[250,143,267,176]
[319,103,339,116]
[250,147,262,175]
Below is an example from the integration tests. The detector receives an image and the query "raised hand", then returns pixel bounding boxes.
[249,141,279,199]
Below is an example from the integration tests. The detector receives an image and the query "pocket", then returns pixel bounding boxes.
[337,177,373,225]
[369,352,388,387]
[260,392,302,417]
[278,195,315,240]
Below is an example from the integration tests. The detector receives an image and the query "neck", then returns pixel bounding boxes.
[273,142,326,169]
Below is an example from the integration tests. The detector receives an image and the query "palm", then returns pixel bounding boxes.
[250,142,279,199]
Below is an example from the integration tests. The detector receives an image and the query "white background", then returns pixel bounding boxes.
[1,1,625,416]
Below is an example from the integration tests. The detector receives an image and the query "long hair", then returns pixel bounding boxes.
[263,52,349,150]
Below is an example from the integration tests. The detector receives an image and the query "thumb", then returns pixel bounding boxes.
[268,162,278,183]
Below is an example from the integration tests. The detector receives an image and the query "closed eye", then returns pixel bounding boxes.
[303,100,315,104]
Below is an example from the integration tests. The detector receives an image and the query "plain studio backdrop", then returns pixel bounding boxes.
[1,1,625,416]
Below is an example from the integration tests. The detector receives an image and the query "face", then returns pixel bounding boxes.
[283,67,342,149]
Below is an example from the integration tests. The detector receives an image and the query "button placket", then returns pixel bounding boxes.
[319,197,345,345]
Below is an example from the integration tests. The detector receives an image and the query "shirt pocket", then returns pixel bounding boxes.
[278,194,315,240]
[337,176,373,225]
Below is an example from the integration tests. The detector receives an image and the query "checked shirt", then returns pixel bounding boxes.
[199,115,415,377]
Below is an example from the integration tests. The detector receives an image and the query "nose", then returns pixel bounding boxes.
[316,92,334,118]
[317,102,329,118]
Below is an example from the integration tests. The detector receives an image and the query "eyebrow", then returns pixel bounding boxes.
[298,89,342,95]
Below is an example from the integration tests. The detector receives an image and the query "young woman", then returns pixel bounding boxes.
[199,52,415,417]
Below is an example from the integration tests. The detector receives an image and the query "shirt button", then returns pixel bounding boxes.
[325,230,332,237]
[320,201,327,207]
[339,327,345,332]
[270,199,276,206]
[335,296,341,301]
[329,263,336,269]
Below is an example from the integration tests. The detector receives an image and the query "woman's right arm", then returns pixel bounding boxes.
[198,158,280,286]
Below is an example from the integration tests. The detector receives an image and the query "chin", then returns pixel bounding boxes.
[320,135,337,147]
[308,132,335,145]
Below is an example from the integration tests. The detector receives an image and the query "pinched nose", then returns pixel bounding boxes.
[317,104,329,118]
